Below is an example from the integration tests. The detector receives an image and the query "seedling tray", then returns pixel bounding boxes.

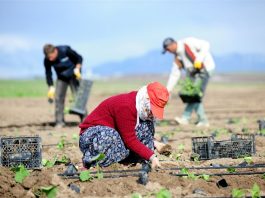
[179,93,202,103]
[70,79,93,116]
[0,136,42,169]
[192,134,255,160]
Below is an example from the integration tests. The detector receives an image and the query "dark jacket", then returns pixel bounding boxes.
[44,45,83,86]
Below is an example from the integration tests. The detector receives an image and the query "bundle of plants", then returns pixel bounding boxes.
[178,77,203,103]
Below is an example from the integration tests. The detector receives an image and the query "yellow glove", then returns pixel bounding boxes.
[47,86,55,103]
[194,60,203,69]
[74,68,82,80]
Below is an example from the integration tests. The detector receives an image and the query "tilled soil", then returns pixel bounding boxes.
[0,83,265,197]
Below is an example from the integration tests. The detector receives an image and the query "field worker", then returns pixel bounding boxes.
[43,44,83,128]
[162,37,215,127]
[79,82,169,169]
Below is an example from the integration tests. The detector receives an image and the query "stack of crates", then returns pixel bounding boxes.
[0,136,42,169]
[192,134,255,160]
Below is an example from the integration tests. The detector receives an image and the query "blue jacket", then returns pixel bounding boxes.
[44,45,83,86]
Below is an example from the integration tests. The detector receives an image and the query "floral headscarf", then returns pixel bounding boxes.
[135,86,154,128]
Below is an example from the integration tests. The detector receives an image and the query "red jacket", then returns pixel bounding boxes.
[79,91,154,160]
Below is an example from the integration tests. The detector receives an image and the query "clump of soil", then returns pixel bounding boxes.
[157,144,172,156]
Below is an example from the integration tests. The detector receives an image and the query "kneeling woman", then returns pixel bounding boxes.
[79,82,169,169]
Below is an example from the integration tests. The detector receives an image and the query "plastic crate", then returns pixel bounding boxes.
[69,79,93,116]
[0,136,42,169]
[192,134,255,160]
[179,93,202,103]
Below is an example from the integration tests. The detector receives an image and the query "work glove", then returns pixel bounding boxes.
[193,60,203,69]
[74,68,81,80]
[47,86,55,103]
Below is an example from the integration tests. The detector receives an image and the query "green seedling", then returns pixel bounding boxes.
[179,77,203,97]
[57,136,66,150]
[72,134,78,141]
[42,158,56,168]
[190,153,200,163]
[40,186,57,198]
[250,183,261,198]
[12,165,30,183]
[227,167,236,173]
[232,188,245,198]
[79,170,92,182]
[180,168,197,180]
[93,153,105,179]
[131,193,142,198]
[243,156,253,165]
[174,153,182,161]
[199,174,210,181]
[56,155,70,164]
[42,155,70,167]
[155,188,172,198]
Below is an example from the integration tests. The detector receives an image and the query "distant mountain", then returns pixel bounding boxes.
[93,50,265,76]
[0,49,265,79]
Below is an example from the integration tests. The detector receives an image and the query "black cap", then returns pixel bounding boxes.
[162,37,176,54]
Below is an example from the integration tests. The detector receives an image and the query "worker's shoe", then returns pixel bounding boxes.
[196,121,210,128]
[174,117,189,125]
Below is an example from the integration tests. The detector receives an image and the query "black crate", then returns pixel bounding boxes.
[0,136,42,169]
[69,79,93,116]
[179,93,202,103]
[192,134,255,160]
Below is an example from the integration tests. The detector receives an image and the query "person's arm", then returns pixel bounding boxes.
[115,109,154,160]
[44,59,53,87]
[187,37,210,63]
[166,58,182,93]
[66,46,83,66]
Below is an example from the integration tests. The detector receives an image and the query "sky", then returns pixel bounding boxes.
[0,0,265,68]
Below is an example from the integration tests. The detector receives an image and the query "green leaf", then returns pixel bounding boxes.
[155,188,172,198]
[56,155,70,164]
[244,156,253,165]
[79,170,92,182]
[227,167,236,173]
[175,153,181,161]
[96,153,105,161]
[232,188,245,198]
[180,168,197,180]
[199,174,210,181]
[72,134,78,141]
[42,156,57,168]
[14,165,30,183]
[96,163,104,179]
[131,193,142,198]
[250,183,260,198]
[40,185,57,198]
[57,138,65,150]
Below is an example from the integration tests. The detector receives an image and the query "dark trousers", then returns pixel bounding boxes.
[55,78,79,124]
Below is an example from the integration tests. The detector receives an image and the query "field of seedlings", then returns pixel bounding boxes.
[0,76,265,198]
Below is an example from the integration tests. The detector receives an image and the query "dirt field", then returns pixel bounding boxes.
[0,77,265,198]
